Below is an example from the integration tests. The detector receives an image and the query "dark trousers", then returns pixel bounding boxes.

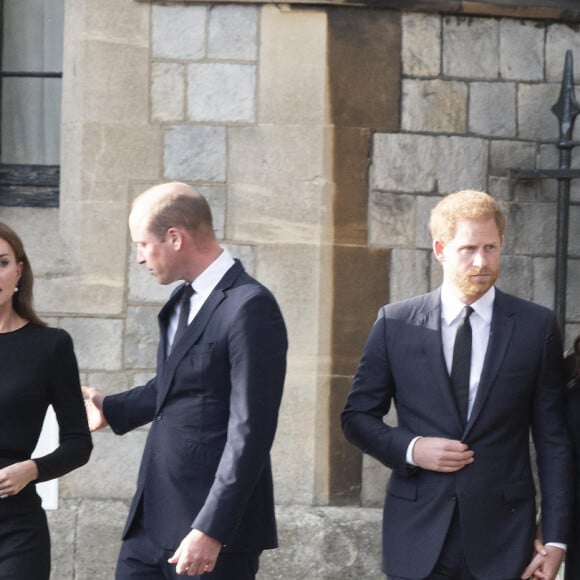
[0,501,50,580]
[116,521,260,580]
[388,509,520,580]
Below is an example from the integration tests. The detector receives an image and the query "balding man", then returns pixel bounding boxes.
[84,182,288,580]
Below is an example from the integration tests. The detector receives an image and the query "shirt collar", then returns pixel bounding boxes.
[191,248,235,297]
[441,284,495,327]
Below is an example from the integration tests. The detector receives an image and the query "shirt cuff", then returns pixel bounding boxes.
[406,436,422,466]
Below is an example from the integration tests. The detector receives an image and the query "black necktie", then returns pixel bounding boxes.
[172,284,194,350]
[451,305,474,424]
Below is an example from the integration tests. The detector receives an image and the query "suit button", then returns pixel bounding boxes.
[448,495,457,501]
[155,415,163,421]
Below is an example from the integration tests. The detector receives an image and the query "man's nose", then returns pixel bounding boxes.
[473,251,485,268]
[136,248,145,264]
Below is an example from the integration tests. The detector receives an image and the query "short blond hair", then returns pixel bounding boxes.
[429,190,506,245]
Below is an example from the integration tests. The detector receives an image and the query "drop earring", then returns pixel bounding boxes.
[14,286,18,293]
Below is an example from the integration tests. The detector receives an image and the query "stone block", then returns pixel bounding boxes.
[63,41,149,125]
[271,373,317,505]
[499,19,544,81]
[64,0,149,47]
[487,176,512,201]
[224,244,255,275]
[151,62,185,122]
[327,8,401,130]
[75,499,131,580]
[228,124,329,186]
[504,202,556,256]
[517,83,561,141]
[186,63,256,123]
[402,12,441,77]
[371,133,438,193]
[61,317,123,371]
[258,506,382,580]
[416,195,439,249]
[469,82,516,137]
[164,125,226,182]
[437,136,488,193]
[47,499,79,580]
[565,324,580,352]
[333,127,372,246]
[533,257,555,310]
[226,181,332,245]
[151,4,206,60]
[208,5,258,61]
[402,79,467,133]
[196,185,227,240]
[443,17,499,79]
[128,242,180,304]
[496,254,533,300]
[61,429,147,499]
[259,6,327,125]
[430,252,444,290]
[125,305,162,369]
[490,140,536,176]
[369,191,416,248]
[546,24,580,82]
[85,371,131,397]
[389,249,431,303]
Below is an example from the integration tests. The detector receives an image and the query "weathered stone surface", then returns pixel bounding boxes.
[369,191,416,248]
[61,317,123,371]
[208,4,258,61]
[443,17,499,79]
[546,23,580,82]
[415,195,439,249]
[469,82,516,137]
[402,12,441,77]
[389,249,431,303]
[437,136,488,193]
[504,202,557,256]
[164,125,226,181]
[567,258,580,322]
[490,140,536,175]
[533,257,555,310]
[517,83,561,141]
[187,63,256,123]
[259,6,327,125]
[124,305,162,369]
[47,499,80,580]
[402,79,468,133]
[62,429,146,499]
[258,506,383,580]
[496,254,533,300]
[151,4,206,60]
[499,19,544,81]
[151,62,185,122]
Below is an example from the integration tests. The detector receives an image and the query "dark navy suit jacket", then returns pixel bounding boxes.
[342,288,572,579]
[104,260,287,552]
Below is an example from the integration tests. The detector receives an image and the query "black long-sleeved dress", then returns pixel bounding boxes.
[0,323,92,576]
[565,354,580,580]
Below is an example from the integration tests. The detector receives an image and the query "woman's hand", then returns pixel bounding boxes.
[0,460,38,498]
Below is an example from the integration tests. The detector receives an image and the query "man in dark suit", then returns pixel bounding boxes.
[83,182,287,579]
[342,190,572,580]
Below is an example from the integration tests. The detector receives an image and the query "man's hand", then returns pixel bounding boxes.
[81,386,108,431]
[0,460,38,497]
[521,542,564,579]
[412,437,474,472]
[168,529,222,576]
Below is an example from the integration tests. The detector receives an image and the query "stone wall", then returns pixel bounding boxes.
[0,2,578,578]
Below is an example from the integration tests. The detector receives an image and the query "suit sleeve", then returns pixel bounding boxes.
[191,290,287,544]
[103,377,158,435]
[341,309,417,474]
[531,313,574,544]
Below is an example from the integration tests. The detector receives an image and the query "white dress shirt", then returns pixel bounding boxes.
[167,248,235,351]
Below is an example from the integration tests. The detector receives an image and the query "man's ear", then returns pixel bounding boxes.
[433,239,445,263]
[167,227,183,250]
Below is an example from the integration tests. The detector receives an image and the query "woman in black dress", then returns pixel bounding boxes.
[0,221,92,579]
[565,335,580,580]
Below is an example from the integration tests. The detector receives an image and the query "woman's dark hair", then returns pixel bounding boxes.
[565,334,580,391]
[0,221,45,326]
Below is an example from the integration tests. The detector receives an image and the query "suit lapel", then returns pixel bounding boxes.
[464,289,515,438]
[420,290,465,432]
[155,261,244,410]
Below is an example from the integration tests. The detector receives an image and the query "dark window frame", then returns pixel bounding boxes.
[0,1,62,208]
